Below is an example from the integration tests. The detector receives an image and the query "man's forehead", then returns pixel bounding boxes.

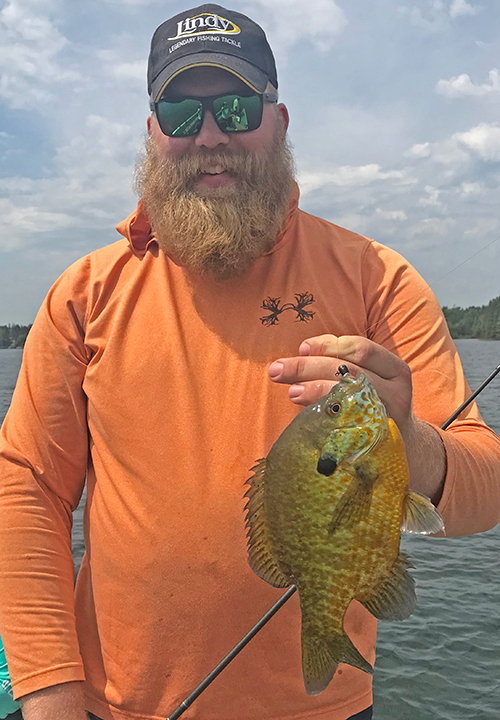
[164,66,251,96]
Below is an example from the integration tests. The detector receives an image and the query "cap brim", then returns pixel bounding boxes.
[150,53,269,101]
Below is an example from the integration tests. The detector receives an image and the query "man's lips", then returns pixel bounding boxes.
[200,163,226,175]
[195,168,236,188]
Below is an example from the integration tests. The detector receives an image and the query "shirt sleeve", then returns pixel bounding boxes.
[0,256,92,698]
[363,240,500,537]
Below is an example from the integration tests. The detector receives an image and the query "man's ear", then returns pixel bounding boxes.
[147,115,152,134]
[277,103,290,132]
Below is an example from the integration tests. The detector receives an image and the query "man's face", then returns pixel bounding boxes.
[147,66,289,195]
[137,66,295,280]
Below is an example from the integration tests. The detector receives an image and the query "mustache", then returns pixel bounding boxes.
[153,148,267,191]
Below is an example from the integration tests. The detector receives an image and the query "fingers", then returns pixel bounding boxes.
[287,380,337,406]
[269,334,413,426]
[299,335,406,381]
[269,355,348,384]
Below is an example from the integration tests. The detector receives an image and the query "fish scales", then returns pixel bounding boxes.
[244,371,444,696]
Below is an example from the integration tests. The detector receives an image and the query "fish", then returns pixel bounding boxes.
[244,369,445,696]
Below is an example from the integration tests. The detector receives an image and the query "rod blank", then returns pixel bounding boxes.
[167,586,297,720]
[441,365,500,430]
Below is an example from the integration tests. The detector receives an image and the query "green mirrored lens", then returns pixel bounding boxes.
[212,94,263,133]
[156,93,264,137]
[157,98,203,137]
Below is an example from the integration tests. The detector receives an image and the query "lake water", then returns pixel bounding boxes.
[1,340,500,720]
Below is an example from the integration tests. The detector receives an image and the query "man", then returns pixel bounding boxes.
[0,4,499,720]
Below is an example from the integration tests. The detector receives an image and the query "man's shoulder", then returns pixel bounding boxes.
[86,236,133,268]
[297,207,373,247]
[296,207,408,264]
[46,238,134,312]
[60,238,132,282]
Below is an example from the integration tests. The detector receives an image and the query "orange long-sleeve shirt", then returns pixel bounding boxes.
[1,188,499,720]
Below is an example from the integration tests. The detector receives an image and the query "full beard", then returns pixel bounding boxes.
[135,126,296,280]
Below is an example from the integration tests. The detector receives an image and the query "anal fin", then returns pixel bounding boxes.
[358,552,416,621]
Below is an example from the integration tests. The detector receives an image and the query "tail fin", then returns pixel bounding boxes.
[301,629,373,696]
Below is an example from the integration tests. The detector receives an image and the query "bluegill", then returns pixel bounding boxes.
[244,370,444,695]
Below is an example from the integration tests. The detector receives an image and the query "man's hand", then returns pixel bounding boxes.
[268,334,446,504]
[20,681,87,720]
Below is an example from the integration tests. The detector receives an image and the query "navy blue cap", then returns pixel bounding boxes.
[148,4,278,101]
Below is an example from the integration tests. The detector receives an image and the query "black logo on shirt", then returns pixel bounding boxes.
[260,292,316,326]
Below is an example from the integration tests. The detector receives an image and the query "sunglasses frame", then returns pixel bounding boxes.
[150,91,278,138]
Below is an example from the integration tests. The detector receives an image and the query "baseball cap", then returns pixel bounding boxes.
[147,4,278,102]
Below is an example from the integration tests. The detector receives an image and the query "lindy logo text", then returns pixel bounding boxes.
[169,13,241,40]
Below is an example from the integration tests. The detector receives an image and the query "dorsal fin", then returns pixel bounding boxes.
[244,458,292,588]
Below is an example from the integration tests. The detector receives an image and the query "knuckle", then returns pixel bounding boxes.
[352,339,372,366]
[319,335,337,356]
[296,356,309,376]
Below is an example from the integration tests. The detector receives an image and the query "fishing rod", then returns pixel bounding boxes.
[441,364,500,430]
[166,363,500,720]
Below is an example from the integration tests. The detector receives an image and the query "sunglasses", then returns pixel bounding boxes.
[150,91,278,138]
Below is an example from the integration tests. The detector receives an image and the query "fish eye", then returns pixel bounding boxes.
[327,402,342,416]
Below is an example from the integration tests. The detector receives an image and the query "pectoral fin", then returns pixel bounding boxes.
[244,458,291,588]
[358,552,416,621]
[328,464,378,534]
[401,490,445,535]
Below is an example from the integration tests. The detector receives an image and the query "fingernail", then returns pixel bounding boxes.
[299,342,311,356]
[269,361,284,379]
[289,384,304,399]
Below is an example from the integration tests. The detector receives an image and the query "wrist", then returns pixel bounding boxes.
[20,681,87,720]
[403,416,446,505]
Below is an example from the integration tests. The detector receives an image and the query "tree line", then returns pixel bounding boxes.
[1,296,500,348]
[442,295,500,340]
[0,325,32,349]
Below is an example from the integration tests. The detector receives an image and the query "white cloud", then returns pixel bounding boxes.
[97,50,146,82]
[432,140,470,165]
[103,0,159,4]
[247,0,347,55]
[459,181,484,197]
[112,61,146,81]
[0,0,80,108]
[436,69,500,98]
[375,208,408,220]
[328,213,369,233]
[299,164,404,194]
[419,185,442,206]
[409,216,457,239]
[453,123,500,161]
[462,217,500,239]
[399,0,478,30]
[0,198,75,250]
[449,0,477,18]
[403,124,500,165]
[405,142,432,158]
[0,114,139,252]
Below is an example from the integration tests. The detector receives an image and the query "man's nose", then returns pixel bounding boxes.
[194,110,230,149]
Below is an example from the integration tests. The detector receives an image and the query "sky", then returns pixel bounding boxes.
[0,0,499,324]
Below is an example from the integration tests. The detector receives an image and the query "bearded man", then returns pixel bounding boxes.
[1,5,499,720]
